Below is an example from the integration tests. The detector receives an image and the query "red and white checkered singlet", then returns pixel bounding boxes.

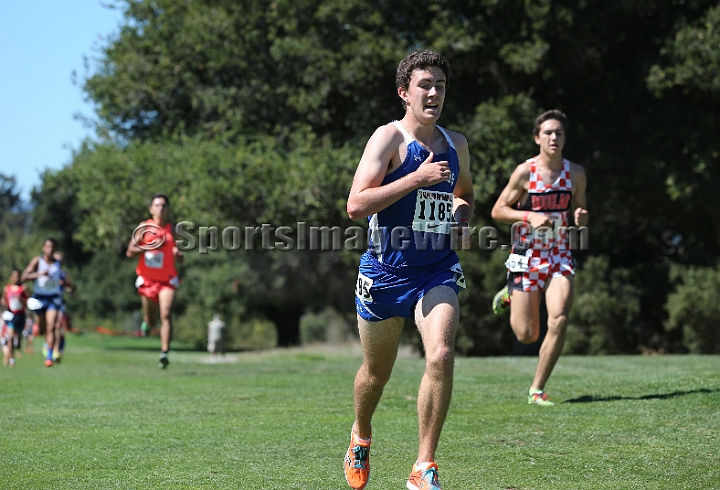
[516,157,573,251]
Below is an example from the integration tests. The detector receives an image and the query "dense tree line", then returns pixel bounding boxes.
[3,0,719,353]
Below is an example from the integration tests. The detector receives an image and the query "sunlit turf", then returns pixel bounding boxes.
[1,333,718,489]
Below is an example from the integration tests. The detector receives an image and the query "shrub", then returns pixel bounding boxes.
[300,308,355,344]
[665,263,720,354]
[566,255,642,354]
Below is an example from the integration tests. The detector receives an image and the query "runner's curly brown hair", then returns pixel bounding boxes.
[396,50,451,110]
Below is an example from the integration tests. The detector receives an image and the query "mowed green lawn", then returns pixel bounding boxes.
[1,333,718,490]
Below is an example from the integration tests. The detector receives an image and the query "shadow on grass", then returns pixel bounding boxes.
[100,344,198,352]
[564,388,719,404]
[98,337,252,354]
[96,341,253,353]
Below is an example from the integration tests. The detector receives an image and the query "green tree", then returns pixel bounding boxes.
[648,4,720,95]
[648,5,720,353]
[83,0,407,142]
[0,174,21,217]
[0,174,35,279]
[50,132,358,346]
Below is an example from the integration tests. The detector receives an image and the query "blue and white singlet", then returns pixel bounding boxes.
[34,256,63,297]
[366,121,460,269]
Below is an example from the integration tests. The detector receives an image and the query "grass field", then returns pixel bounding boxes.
[1,333,718,489]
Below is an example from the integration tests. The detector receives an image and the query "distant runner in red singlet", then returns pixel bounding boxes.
[126,193,184,369]
[2,269,28,367]
[491,110,588,406]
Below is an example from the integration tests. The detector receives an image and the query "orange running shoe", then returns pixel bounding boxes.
[344,427,371,489]
[44,359,53,367]
[528,390,555,406]
[407,462,442,490]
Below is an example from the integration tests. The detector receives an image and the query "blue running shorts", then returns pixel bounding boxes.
[355,253,466,322]
[29,294,63,313]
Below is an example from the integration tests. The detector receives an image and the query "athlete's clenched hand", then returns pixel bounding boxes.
[414,152,452,187]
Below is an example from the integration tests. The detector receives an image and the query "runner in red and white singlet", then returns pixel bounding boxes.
[2,269,28,367]
[510,156,575,291]
[491,110,588,406]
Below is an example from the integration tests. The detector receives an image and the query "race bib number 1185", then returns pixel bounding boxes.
[412,190,454,234]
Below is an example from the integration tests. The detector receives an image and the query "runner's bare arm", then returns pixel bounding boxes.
[492,163,553,229]
[126,226,145,258]
[61,272,76,294]
[21,257,43,281]
[450,132,473,224]
[492,164,528,222]
[173,246,184,264]
[571,164,588,226]
[450,132,473,249]
[347,125,453,220]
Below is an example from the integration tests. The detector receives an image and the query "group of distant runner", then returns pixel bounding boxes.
[1,193,185,370]
[1,241,74,368]
[2,48,589,490]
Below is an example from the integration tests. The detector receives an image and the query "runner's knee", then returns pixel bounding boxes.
[160,309,172,322]
[547,314,569,334]
[425,345,455,377]
[363,361,394,386]
[513,321,539,344]
[518,332,539,344]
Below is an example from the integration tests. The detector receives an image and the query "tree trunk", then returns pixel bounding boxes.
[266,306,304,347]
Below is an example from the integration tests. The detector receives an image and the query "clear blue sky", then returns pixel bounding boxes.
[0,1,123,201]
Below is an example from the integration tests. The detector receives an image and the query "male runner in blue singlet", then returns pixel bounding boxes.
[343,50,474,490]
